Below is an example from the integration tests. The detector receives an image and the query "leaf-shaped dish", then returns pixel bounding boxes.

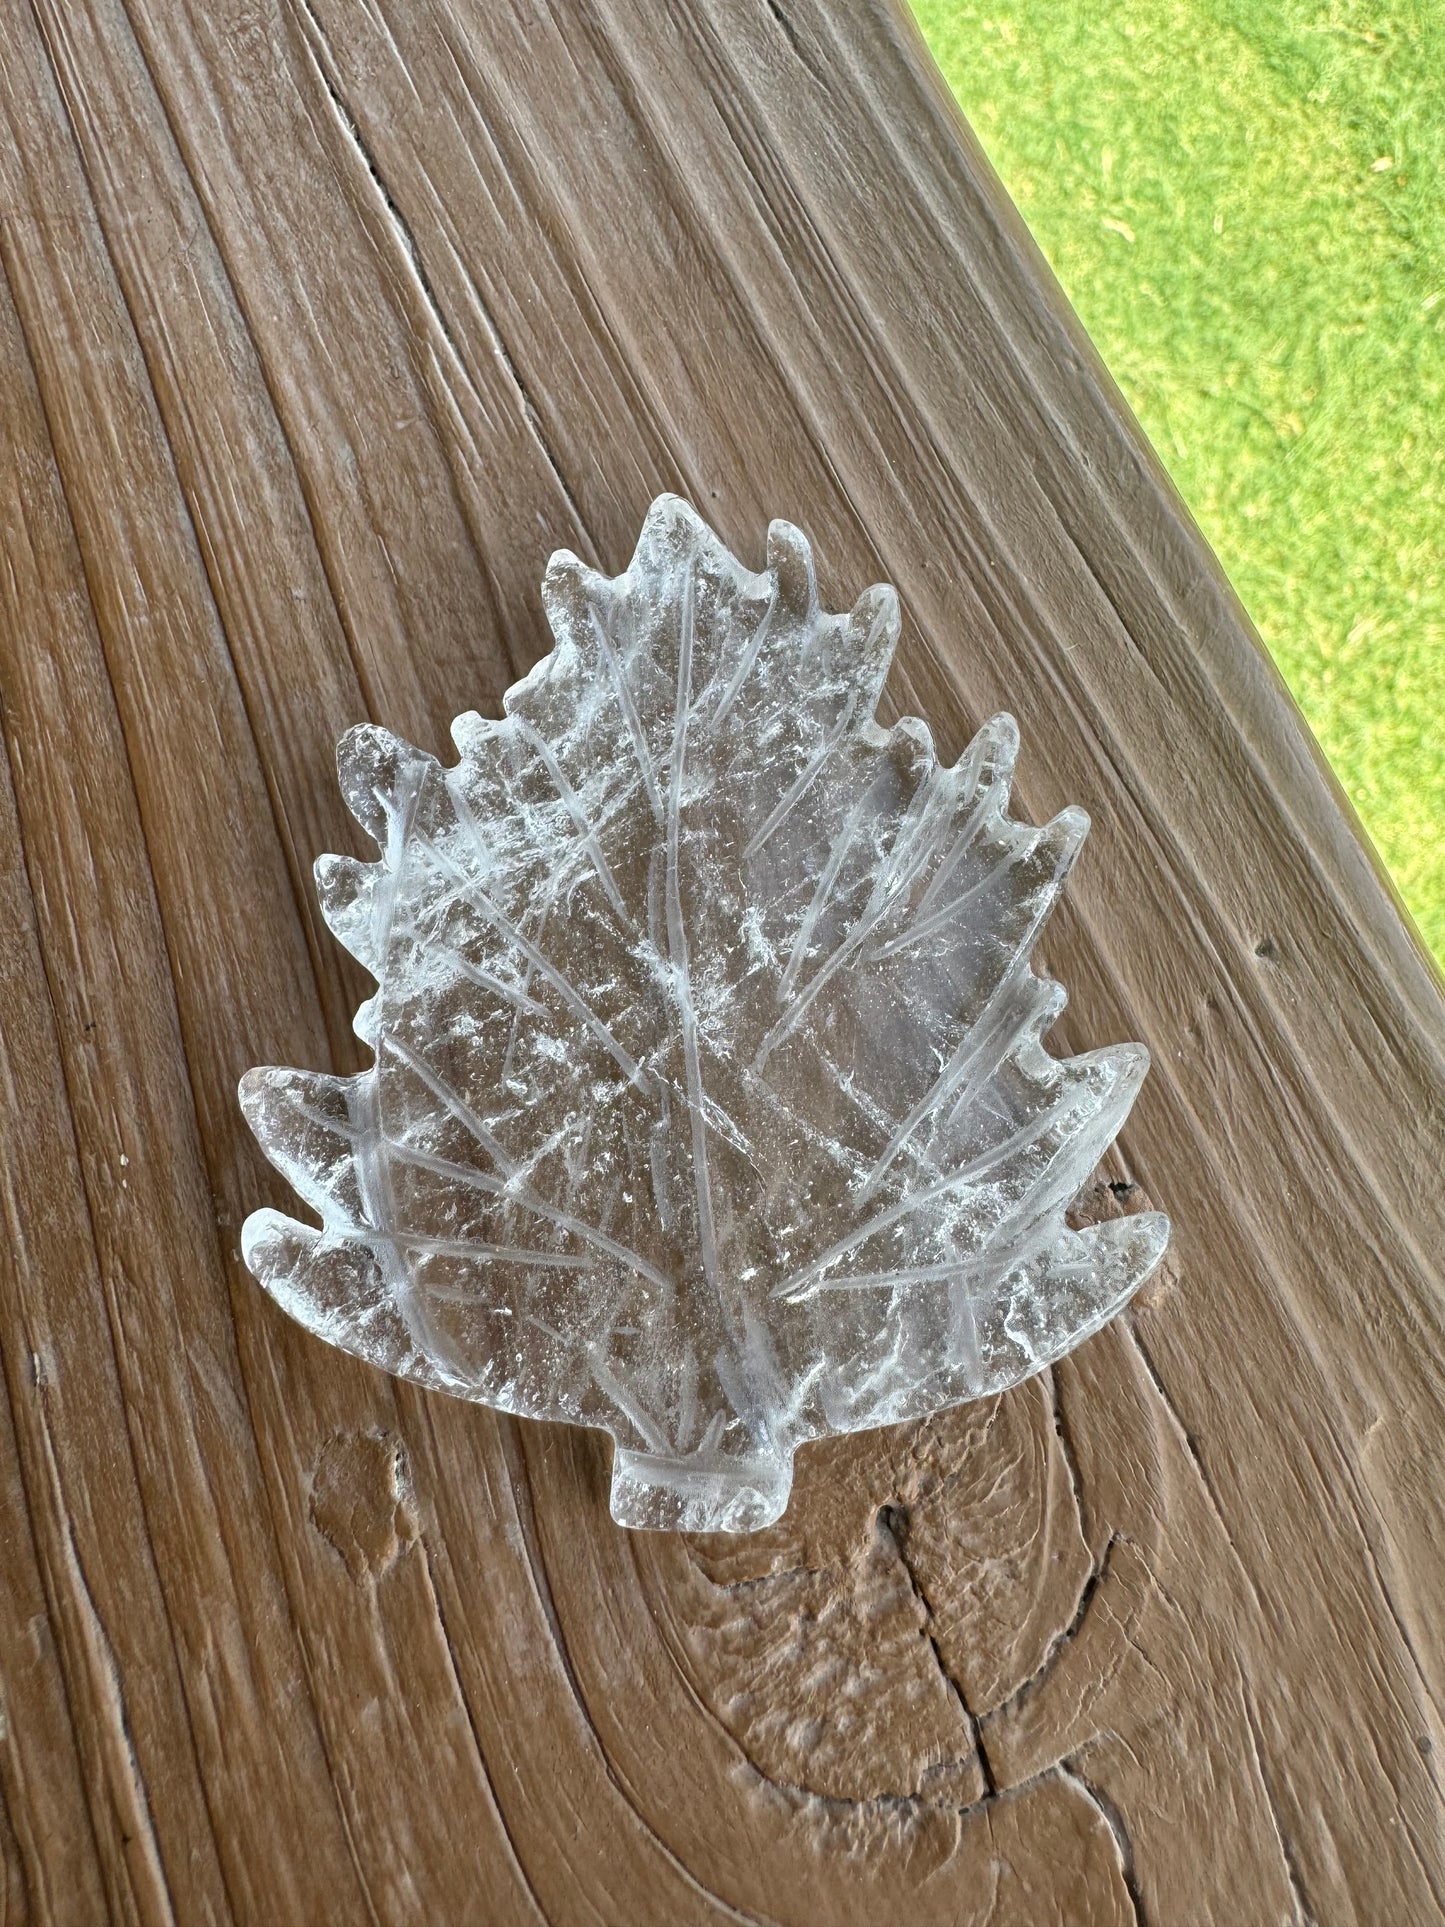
[241,496,1168,1532]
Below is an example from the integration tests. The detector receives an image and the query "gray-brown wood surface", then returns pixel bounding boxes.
[0,0,1441,1920]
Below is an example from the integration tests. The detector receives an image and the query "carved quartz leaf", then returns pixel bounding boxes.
[241,496,1169,1533]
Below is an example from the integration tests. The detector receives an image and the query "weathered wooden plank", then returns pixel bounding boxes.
[0,732,115,1927]
[0,271,240,1926]
[0,0,1439,1920]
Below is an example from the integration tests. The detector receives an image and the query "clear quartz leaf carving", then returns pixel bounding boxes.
[240,495,1169,1533]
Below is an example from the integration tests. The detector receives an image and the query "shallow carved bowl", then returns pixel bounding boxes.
[241,496,1168,1532]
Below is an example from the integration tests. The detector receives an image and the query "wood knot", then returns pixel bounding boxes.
[309,1429,418,1583]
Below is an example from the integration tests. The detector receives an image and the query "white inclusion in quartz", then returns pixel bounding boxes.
[240,495,1169,1534]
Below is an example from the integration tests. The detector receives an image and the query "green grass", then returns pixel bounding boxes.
[911,0,1445,964]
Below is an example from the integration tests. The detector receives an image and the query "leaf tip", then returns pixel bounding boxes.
[1105,1039,1151,1104]
[1048,804,1092,865]
[240,1204,294,1280]
[641,491,705,542]
[237,1063,280,1135]
[450,709,494,758]
[315,852,382,973]
[337,723,429,846]
[954,712,1021,799]
[1077,1208,1172,1312]
[766,517,818,617]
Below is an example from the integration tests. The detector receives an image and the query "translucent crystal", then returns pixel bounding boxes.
[240,496,1169,1533]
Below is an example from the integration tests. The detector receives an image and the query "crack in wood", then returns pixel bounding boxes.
[1050,1361,1095,1549]
[289,0,591,558]
[1241,1683,1314,1927]
[876,1503,997,1797]
[981,1533,1122,1735]
[1059,1762,1146,1927]
[22,0,379,1085]
[50,1506,177,1927]
[1125,1319,1269,1616]
[411,1530,550,1926]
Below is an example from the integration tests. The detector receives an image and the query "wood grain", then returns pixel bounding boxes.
[0,0,1440,1920]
